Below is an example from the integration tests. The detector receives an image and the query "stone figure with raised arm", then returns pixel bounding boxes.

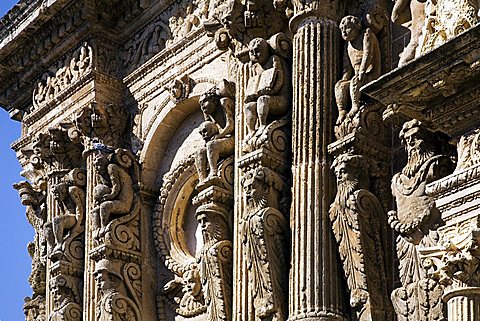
[91,145,135,238]
[194,80,235,188]
[244,36,289,142]
[335,15,381,125]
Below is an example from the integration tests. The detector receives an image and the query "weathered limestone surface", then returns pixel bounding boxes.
[3,1,480,321]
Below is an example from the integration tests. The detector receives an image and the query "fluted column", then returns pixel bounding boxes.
[444,286,480,321]
[289,10,346,321]
[82,149,98,321]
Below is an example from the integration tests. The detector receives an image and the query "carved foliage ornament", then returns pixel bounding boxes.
[73,102,127,147]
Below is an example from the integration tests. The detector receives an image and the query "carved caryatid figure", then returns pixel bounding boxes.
[194,80,235,188]
[91,146,135,239]
[49,275,82,321]
[94,259,140,321]
[242,166,288,321]
[244,35,290,143]
[335,15,381,126]
[389,120,452,320]
[330,154,392,320]
[196,203,233,321]
[47,169,86,260]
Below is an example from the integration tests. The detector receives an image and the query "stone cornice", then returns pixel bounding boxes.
[363,24,480,137]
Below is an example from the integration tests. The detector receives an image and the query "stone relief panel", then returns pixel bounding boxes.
[32,43,93,111]
[122,0,211,74]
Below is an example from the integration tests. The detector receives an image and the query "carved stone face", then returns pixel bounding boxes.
[243,172,267,207]
[249,38,269,65]
[200,96,218,115]
[95,270,116,293]
[52,183,68,202]
[199,121,219,140]
[403,127,422,157]
[340,17,361,42]
[93,154,109,174]
[334,162,356,185]
[182,269,201,297]
[52,284,69,307]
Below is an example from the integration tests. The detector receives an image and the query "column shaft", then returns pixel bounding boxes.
[290,19,346,321]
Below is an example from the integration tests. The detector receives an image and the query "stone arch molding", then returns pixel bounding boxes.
[153,155,207,317]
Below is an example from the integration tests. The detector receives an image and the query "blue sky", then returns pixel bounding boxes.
[1,2,36,321]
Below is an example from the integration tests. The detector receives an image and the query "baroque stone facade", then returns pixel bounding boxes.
[2,0,480,320]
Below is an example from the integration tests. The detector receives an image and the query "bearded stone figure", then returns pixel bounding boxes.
[94,259,140,321]
[330,154,391,321]
[49,275,82,321]
[195,204,233,321]
[389,120,452,321]
[389,119,452,244]
[242,166,288,321]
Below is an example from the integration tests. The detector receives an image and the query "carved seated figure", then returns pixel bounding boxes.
[94,259,140,321]
[49,275,82,321]
[244,37,289,143]
[91,147,135,239]
[334,15,381,126]
[47,178,85,258]
[194,81,235,189]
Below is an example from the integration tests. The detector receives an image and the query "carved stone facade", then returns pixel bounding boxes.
[2,1,480,321]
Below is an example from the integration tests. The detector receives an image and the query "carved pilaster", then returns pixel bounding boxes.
[72,101,142,321]
[236,31,291,321]
[289,9,346,320]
